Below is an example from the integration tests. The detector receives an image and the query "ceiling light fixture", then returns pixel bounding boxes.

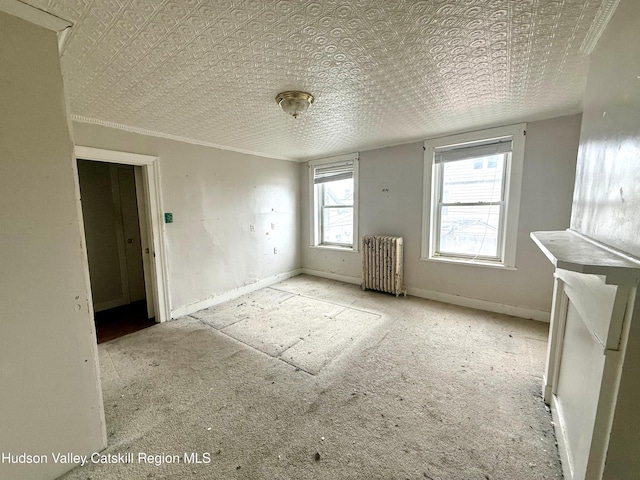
[276,91,314,119]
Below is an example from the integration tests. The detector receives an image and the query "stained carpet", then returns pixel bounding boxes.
[58,275,561,480]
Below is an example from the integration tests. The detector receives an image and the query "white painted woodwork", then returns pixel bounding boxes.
[135,166,155,319]
[171,269,302,319]
[531,229,640,480]
[554,301,606,479]
[0,10,105,480]
[308,153,360,251]
[117,166,146,303]
[422,124,526,268]
[530,229,640,285]
[74,146,170,323]
[545,2,640,477]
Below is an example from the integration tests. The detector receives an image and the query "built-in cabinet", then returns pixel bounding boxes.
[531,229,640,480]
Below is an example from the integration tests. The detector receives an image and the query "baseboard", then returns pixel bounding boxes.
[300,268,361,285]
[406,286,550,322]
[177,266,550,323]
[299,270,549,322]
[171,269,303,318]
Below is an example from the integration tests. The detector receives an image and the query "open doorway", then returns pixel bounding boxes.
[77,160,154,342]
[75,146,170,343]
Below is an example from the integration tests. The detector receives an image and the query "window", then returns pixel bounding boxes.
[422,125,525,267]
[309,153,359,250]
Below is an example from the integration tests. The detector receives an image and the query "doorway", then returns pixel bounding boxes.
[77,160,153,342]
[75,146,170,342]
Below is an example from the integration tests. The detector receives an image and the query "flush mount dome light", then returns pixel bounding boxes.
[276,91,314,118]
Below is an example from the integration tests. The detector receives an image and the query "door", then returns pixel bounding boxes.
[116,165,145,303]
[134,166,155,319]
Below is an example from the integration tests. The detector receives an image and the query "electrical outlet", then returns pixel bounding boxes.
[271,223,275,230]
[250,224,255,232]
[273,247,278,254]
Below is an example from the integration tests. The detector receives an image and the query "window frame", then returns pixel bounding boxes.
[433,148,509,262]
[421,124,526,268]
[309,153,359,251]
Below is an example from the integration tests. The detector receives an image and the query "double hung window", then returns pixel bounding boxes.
[309,154,358,250]
[423,125,525,267]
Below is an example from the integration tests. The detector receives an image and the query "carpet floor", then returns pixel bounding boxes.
[58,275,562,480]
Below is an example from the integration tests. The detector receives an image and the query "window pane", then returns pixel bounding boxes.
[322,207,353,244]
[442,155,504,204]
[439,205,501,257]
[323,178,353,206]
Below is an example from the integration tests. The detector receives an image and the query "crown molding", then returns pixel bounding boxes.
[579,0,621,54]
[0,0,71,31]
[71,115,300,162]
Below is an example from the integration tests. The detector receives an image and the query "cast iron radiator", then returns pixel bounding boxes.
[361,235,406,297]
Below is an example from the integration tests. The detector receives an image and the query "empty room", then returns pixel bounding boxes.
[1,1,639,479]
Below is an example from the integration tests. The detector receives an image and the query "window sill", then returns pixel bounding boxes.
[310,244,359,253]
[420,255,517,270]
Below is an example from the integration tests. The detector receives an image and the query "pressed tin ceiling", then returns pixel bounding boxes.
[24,0,618,161]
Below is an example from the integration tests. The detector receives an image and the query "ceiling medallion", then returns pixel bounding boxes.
[276,91,314,119]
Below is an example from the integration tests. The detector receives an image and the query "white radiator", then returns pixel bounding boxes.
[361,235,405,297]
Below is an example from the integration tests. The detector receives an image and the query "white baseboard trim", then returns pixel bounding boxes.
[300,268,361,285]
[300,269,549,322]
[406,286,550,322]
[171,269,303,318]
[175,268,550,322]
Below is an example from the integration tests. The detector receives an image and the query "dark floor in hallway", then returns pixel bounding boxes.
[95,300,155,343]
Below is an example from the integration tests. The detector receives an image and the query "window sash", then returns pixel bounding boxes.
[321,179,353,207]
[435,203,504,260]
[318,179,354,246]
[434,152,510,261]
[320,203,353,246]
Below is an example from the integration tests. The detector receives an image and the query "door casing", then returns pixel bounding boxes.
[75,146,170,323]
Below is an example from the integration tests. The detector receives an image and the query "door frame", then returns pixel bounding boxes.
[75,146,170,323]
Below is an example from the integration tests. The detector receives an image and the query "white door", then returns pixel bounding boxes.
[116,165,146,303]
[134,166,156,319]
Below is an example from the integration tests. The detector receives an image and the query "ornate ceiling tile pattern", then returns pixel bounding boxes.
[27,0,608,160]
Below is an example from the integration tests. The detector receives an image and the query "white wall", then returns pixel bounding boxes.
[570,0,640,259]
[301,114,581,318]
[568,0,640,475]
[0,11,105,480]
[72,122,301,316]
